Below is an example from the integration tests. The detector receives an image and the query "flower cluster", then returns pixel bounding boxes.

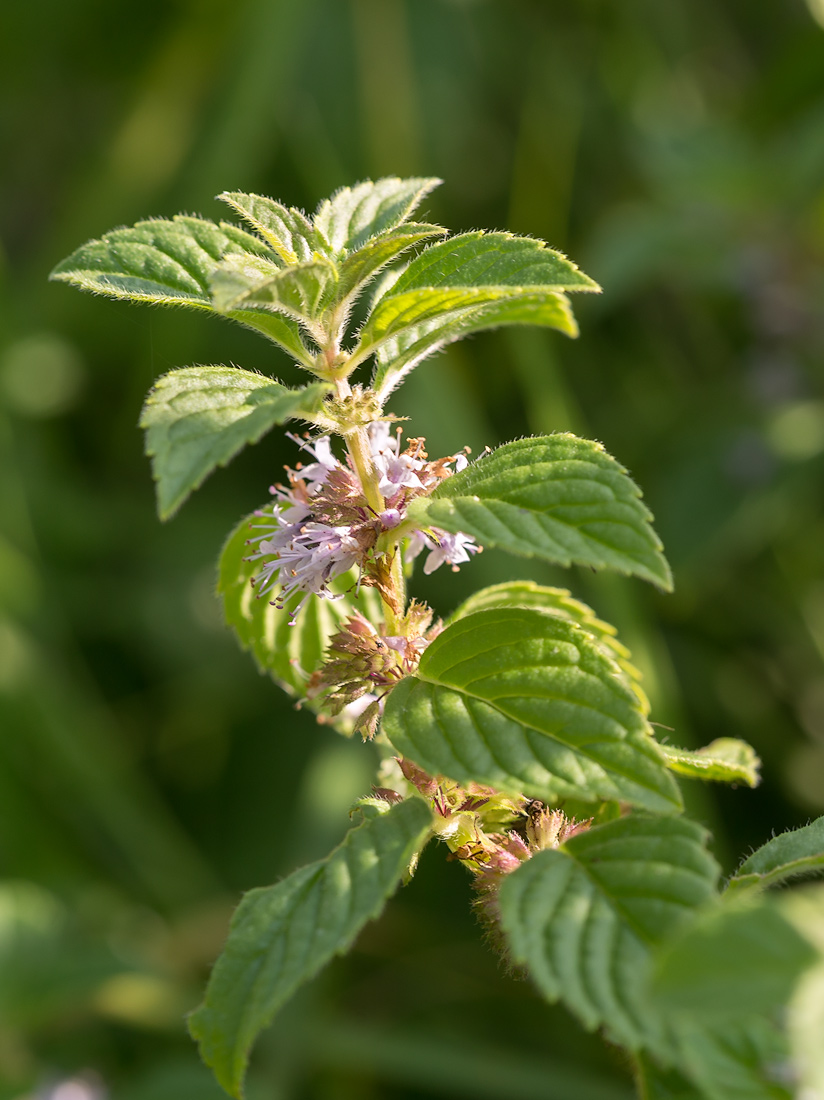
[390,759,592,901]
[306,602,439,738]
[245,424,480,620]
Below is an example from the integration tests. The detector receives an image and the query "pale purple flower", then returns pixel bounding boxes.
[287,433,339,488]
[366,421,396,457]
[249,520,360,618]
[247,427,480,621]
[378,507,402,529]
[374,454,426,497]
[406,528,480,575]
[367,421,426,499]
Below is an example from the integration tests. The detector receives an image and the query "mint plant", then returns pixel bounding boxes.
[52,178,824,1100]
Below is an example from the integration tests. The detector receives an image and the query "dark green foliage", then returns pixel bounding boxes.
[6,2,824,1098]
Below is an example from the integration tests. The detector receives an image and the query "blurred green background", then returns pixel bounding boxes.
[2,0,824,1096]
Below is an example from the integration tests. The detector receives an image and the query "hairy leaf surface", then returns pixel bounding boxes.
[659,740,761,788]
[357,232,597,385]
[337,223,447,302]
[218,192,322,263]
[727,815,824,895]
[189,798,432,1098]
[210,253,338,325]
[498,815,718,1053]
[382,608,681,812]
[450,580,648,712]
[387,231,599,295]
[314,176,442,253]
[140,368,330,519]
[50,215,270,304]
[219,509,383,703]
[49,215,313,362]
[372,292,578,399]
[405,435,672,589]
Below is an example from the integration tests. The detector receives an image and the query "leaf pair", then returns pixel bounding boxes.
[49,178,448,365]
[52,178,600,519]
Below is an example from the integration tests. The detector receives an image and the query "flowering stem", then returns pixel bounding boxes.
[345,425,385,515]
[332,373,406,634]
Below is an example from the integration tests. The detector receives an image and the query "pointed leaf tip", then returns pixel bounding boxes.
[140,367,330,519]
[189,798,432,1096]
[405,434,673,590]
[383,607,681,812]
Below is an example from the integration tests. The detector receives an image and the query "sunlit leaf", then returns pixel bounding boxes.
[50,215,270,306]
[727,815,824,896]
[314,176,442,253]
[659,739,761,788]
[337,223,447,303]
[218,192,322,263]
[405,434,672,590]
[382,607,681,812]
[50,215,314,363]
[188,797,432,1098]
[140,368,330,519]
[209,253,338,326]
[388,230,599,295]
[372,292,578,399]
[449,580,648,713]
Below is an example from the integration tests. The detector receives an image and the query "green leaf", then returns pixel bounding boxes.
[381,607,681,812]
[405,434,673,590]
[671,1018,792,1100]
[659,740,761,788]
[652,901,817,1018]
[226,309,315,365]
[788,962,824,1100]
[783,888,824,1100]
[313,176,442,254]
[218,509,384,705]
[359,228,593,348]
[727,815,824,895]
[371,292,578,400]
[209,253,338,326]
[218,192,322,263]
[388,230,599,295]
[50,215,271,305]
[337,223,447,303]
[140,368,331,519]
[50,215,315,364]
[632,1053,707,1100]
[449,580,649,713]
[188,797,432,1098]
[497,815,718,1054]
[356,231,598,391]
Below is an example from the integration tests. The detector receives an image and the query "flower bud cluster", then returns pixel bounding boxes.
[307,603,438,739]
[392,760,592,897]
[245,424,479,620]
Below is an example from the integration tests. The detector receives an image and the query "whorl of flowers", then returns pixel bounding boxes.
[306,602,439,739]
[385,759,592,903]
[245,423,480,621]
